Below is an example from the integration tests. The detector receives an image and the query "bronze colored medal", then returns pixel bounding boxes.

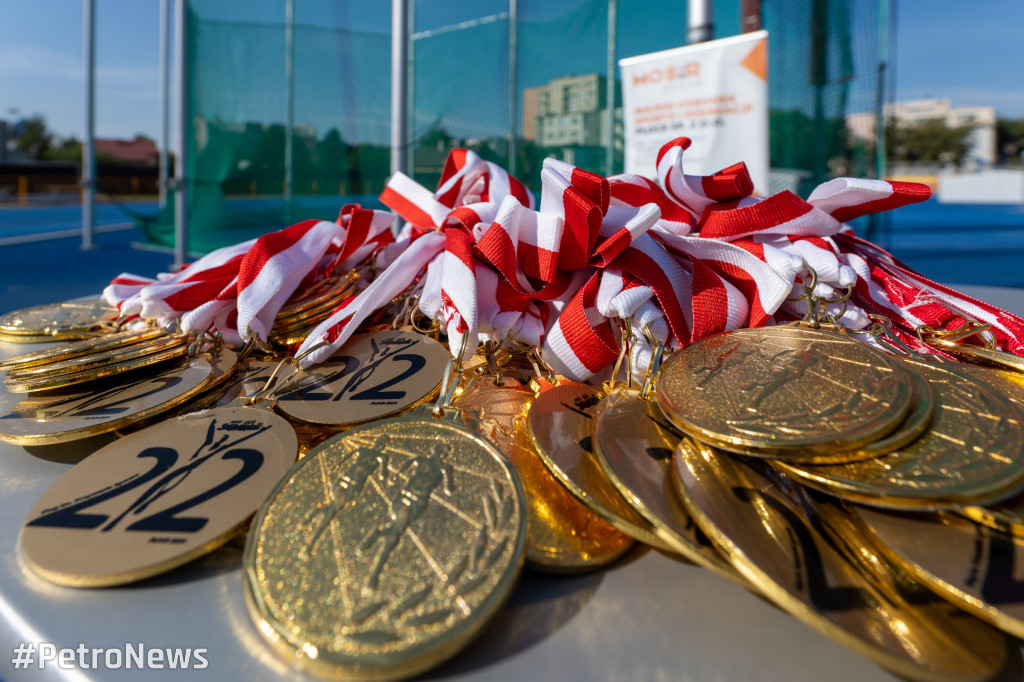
[0,299,118,339]
[591,389,747,582]
[672,441,1008,681]
[654,326,914,458]
[0,357,213,445]
[21,405,297,587]
[0,327,167,372]
[272,330,449,428]
[455,376,634,572]
[244,406,526,681]
[774,359,1024,510]
[856,504,1024,641]
[528,382,668,552]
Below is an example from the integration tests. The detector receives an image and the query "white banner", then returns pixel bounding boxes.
[620,31,769,194]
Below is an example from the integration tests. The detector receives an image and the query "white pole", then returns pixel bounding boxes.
[605,0,616,176]
[158,0,170,211]
[173,0,188,267]
[284,0,294,218]
[687,0,713,44]
[508,0,517,176]
[82,0,96,250]
[391,0,409,180]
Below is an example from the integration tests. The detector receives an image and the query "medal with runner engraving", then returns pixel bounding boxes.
[0,327,167,372]
[20,404,297,587]
[773,358,1024,509]
[243,403,526,681]
[654,326,915,459]
[528,381,667,553]
[270,330,449,429]
[0,357,213,445]
[856,505,1024,641]
[0,299,118,340]
[454,371,634,572]
[591,389,748,583]
[672,441,1008,682]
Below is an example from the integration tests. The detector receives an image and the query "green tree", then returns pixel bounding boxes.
[885,117,975,165]
[997,118,1024,163]
[15,115,53,159]
[41,137,82,162]
[316,128,348,174]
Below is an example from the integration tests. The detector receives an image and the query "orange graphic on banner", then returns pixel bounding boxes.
[740,39,767,81]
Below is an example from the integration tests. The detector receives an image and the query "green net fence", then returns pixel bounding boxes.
[136,0,883,252]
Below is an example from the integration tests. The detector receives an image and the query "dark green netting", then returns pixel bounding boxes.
[135,0,882,252]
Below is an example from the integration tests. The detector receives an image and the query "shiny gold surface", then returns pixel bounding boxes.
[455,377,633,572]
[273,330,449,427]
[958,366,1024,536]
[0,300,117,336]
[856,504,1024,641]
[244,408,526,681]
[958,363,1024,412]
[775,359,1024,509]
[276,272,359,320]
[21,406,297,587]
[655,326,913,458]
[528,383,672,552]
[0,358,213,444]
[5,333,186,381]
[0,327,167,372]
[591,389,745,579]
[5,342,190,393]
[925,335,1024,374]
[794,360,936,464]
[672,441,1008,682]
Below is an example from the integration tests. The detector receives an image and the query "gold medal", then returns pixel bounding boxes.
[4,333,189,392]
[527,381,665,552]
[0,327,167,372]
[856,504,1024,641]
[654,326,914,459]
[0,299,118,340]
[21,405,297,587]
[672,440,1008,681]
[455,373,634,572]
[271,330,449,429]
[773,359,1024,509]
[0,357,213,445]
[243,405,526,681]
[918,320,1024,375]
[591,388,748,582]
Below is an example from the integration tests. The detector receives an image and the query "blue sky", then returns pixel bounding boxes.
[1,0,1022,142]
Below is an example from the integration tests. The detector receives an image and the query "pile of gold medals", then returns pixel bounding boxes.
[4,279,1024,682]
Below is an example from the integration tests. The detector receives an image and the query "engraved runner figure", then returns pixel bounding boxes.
[741,342,826,409]
[695,340,762,387]
[358,441,453,589]
[300,434,392,560]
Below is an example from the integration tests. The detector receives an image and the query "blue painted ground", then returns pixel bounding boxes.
[0,196,1022,317]
[0,201,159,239]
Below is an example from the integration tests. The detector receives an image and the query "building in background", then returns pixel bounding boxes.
[94,136,159,166]
[523,73,622,169]
[847,98,997,167]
